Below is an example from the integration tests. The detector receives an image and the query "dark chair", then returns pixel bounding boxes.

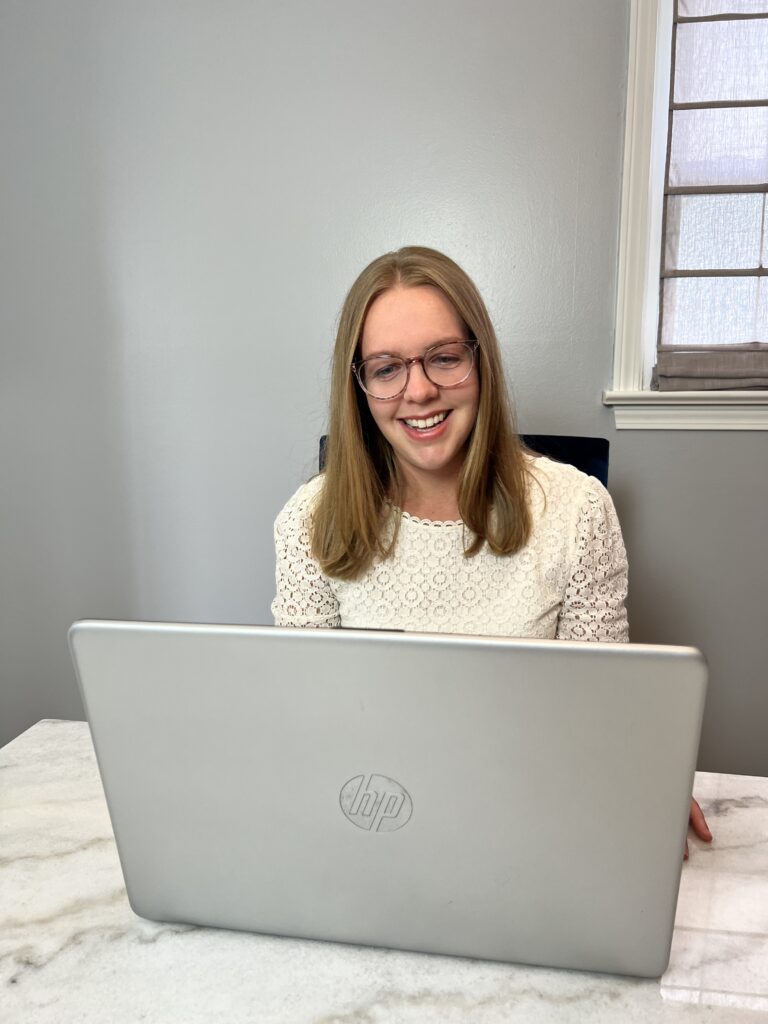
[319,434,609,486]
[519,435,609,486]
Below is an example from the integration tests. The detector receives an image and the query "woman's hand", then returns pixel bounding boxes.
[684,797,712,860]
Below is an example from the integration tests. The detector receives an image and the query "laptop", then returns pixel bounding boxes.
[68,621,707,978]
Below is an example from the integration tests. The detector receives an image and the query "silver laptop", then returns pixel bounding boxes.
[68,621,707,978]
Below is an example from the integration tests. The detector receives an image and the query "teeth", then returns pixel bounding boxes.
[404,412,447,429]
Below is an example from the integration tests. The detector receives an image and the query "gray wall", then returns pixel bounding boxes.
[2,1,765,774]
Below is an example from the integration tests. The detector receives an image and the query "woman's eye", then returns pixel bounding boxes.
[431,355,461,368]
[371,362,401,380]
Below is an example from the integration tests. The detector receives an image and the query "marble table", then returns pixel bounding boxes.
[2,720,767,1023]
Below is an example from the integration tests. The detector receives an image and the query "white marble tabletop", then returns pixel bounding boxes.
[1,720,767,1024]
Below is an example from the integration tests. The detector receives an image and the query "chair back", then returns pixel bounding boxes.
[520,435,609,486]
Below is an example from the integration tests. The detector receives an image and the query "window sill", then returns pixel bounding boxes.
[603,390,768,430]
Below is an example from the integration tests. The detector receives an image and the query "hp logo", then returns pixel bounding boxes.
[339,774,413,833]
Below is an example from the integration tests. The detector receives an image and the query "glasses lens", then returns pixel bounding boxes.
[424,342,474,386]
[359,357,407,399]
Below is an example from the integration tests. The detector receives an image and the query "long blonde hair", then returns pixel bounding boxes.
[311,246,532,579]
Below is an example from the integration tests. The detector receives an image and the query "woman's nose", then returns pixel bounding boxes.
[403,359,440,401]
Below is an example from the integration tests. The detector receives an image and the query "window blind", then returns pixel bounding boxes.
[652,0,768,390]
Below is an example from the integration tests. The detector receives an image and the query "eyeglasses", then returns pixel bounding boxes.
[352,340,478,401]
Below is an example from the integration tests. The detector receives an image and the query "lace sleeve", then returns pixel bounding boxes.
[271,482,341,628]
[556,480,629,643]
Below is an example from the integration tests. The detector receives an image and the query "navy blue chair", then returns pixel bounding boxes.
[518,435,609,486]
[318,434,609,486]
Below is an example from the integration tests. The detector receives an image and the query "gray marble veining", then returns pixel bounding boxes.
[1,720,767,1023]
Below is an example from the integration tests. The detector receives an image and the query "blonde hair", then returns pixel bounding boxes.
[311,246,532,580]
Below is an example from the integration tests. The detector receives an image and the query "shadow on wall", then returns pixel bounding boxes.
[1,4,137,745]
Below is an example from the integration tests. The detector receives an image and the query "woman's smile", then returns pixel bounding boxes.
[403,409,448,429]
[400,409,450,435]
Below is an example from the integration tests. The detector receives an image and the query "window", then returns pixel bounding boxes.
[605,0,768,428]
[656,1,768,390]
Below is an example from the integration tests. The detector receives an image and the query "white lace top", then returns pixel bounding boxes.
[272,456,629,642]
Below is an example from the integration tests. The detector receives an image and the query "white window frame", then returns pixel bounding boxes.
[603,0,768,430]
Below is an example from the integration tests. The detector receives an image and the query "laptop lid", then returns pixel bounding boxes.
[68,621,707,977]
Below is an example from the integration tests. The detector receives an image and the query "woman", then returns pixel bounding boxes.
[272,245,709,849]
[273,245,627,640]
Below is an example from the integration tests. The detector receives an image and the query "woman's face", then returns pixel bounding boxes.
[359,284,480,488]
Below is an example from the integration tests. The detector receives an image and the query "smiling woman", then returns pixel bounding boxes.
[271,246,629,642]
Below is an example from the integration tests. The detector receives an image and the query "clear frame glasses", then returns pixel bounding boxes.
[352,340,478,401]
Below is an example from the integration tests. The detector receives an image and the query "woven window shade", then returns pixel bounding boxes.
[653,3,768,390]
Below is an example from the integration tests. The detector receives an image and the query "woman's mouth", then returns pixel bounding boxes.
[399,410,451,437]
[403,409,450,430]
